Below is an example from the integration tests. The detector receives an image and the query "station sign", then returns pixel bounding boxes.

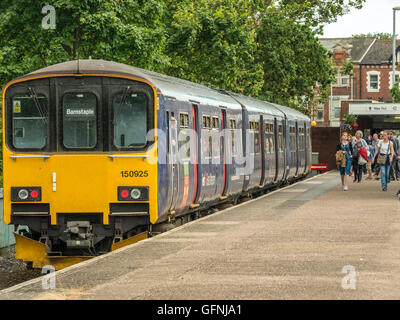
[349,103,400,115]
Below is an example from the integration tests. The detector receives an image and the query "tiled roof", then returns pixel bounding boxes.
[319,37,376,62]
[319,37,400,65]
[360,39,400,64]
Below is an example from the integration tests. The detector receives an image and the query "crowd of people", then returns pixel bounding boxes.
[336,130,399,192]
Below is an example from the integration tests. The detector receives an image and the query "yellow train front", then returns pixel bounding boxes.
[2,61,160,269]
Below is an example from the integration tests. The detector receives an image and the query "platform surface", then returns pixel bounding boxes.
[2,171,400,300]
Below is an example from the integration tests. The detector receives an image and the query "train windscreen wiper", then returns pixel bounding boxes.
[28,87,48,125]
[114,86,131,124]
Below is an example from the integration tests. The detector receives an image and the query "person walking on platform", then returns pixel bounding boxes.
[371,133,380,176]
[389,131,399,181]
[336,131,352,191]
[352,130,367,183]
[348,134,354,177]
[366,140,375,180]
[372,131,394,191]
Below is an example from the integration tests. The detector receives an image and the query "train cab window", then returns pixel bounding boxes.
[63,92,97,149]
[12,94,48,149]
[113,92,147,148]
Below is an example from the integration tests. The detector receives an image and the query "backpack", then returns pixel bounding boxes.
[336,150,345,167]
[353,141,361,157]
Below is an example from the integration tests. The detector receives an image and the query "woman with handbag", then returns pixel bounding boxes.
[352,130,368,183]
[336,131,353,191]
[372,131,394,191]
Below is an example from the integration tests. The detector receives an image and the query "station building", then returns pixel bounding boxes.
[318,37,400,134]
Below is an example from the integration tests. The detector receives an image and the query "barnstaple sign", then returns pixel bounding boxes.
[349,103,400,115]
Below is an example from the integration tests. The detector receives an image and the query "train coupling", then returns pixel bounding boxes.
[64,221,94,249]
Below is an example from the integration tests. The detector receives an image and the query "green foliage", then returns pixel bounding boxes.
[342,60,354,77]
[164,0,264,96]
[341,113,358,132]
[352,32,392,39]
[255,7,335,114]
[391,81,400,103]
[0,0,170,84]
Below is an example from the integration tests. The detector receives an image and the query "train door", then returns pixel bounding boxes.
[295,121,299,177]
[303,122,307,173]
[221,109,228,197]
[276,118,286,181]
[191,104,200,206]
[167,112,179,212]
[259,115,265,187]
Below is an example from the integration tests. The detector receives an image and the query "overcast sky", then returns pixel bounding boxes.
[322,0,400,38]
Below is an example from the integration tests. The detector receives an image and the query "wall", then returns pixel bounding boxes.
[311,126,340,170]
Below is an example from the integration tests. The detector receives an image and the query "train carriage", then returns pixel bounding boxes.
[2,60,312,269]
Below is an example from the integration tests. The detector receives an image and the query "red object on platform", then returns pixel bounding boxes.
[311,164,328,171]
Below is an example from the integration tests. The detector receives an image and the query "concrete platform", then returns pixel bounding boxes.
[1,171,400,300]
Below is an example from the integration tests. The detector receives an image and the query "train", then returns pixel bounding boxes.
[2,59,312,269]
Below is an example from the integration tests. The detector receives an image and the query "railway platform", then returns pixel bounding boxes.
[1,171,400,300]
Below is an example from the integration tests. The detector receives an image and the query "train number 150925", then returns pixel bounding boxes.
[120,170,149,178]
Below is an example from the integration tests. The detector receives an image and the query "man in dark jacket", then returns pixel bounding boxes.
[389,131,399,180]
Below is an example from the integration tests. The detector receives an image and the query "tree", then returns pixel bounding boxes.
[255,8,335,114]
[0,0,170,85]
[352,32,392,39]
[163,0,264,97]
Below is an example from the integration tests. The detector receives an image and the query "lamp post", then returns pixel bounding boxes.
[392,7,400,88]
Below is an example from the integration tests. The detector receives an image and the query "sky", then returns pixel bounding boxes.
[322,0,400,38]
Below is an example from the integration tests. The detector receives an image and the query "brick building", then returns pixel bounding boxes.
[317,37,400,131]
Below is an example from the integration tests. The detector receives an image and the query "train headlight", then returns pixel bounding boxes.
[131,188,141,200]
[11,187,42,202]
[18,189,29,200]
[117,186,148,201]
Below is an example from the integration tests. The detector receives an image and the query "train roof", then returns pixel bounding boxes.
[19,59,240,110]
[269,103,310,121]
[15,59,309,121]
[228,92,285,118]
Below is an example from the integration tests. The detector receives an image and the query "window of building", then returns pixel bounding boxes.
[316,104,324,122]
[341,75,349,86]
[389,71,400,89]
[367,71,380,92]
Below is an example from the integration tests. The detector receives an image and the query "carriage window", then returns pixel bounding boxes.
[212,117,219,129]
[229,118,237,156]
[12,94,48,149]
[179,113,189,128]
[278,125,283,152]
[113,92,147,148]
[202,115,211,129]
[289,126,295,152]
[254,121,260,154]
